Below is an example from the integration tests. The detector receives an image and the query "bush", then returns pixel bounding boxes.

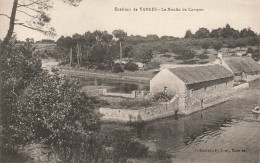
[247,47,254,54]
[124,61,138,71]
[148,149,173,160]
[118,99,152,108]
[197,54,209,59]
[152,92,174,102]
[146,61,161,69]
[112,63,124,73]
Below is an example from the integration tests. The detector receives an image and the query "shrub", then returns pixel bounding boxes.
[112,63,124,73]
[247,47,254,54]
[152,92,174,102]
[124,61,138,71]
[146,61,161,69]
[197,54,209,59]
[148,149,173,160]
[118,99,152,108]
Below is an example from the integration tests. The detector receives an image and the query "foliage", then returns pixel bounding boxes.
[236,39,247,50]
[171,43,195,61]
[212,41,223,52]
[197,53,209,59]
[112,63,124,73]
[151,92,174,102]
[112,30,127,41]
[201,41,211,53]
[148,149,173,161]
[130,44,153,64]
[146,61,161,69]
[124,61,138,71]
[12,71,101,143]
[184,29,194,38]
[247,47,254,54]
[195,28,210,38]
[1,40,42,125]
[118,98,152,109]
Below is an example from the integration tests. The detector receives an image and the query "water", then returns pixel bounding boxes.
[78,77,150,93]
[128,79,260,162]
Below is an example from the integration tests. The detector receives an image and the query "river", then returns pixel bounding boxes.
[126,79,260,162]
[79,77,150,93]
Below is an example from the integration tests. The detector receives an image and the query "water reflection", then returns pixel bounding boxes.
[129,79,260,154]
[130,105,234,152]
[70,76,150,93]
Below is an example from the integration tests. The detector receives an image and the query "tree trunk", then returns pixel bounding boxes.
[0,0,18,128]
[69,48,72,67]
[77,43,80,66]
[119,42,122,65]
[1,0,18,49]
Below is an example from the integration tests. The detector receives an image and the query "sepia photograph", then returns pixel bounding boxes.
[0,0,260,162]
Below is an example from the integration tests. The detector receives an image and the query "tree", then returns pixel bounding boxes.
[240,28,256,38]
[72,33,84,66]
[0,0,84,125]
[146,34,159,42]
[227,40,237,51]
[184,29,194,38]
[131,44,153,68]
[212,41,222,53]
[210,28,222,38]
[1,0,82,48]
[12,71,102,162]
[236,39,246,52]
[195,28,210,38]
[56,36,74,65]
[171,43,195,61]
[112,29,127,64]
[201,41,211,53]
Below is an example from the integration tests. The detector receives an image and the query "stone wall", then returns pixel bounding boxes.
[99,96,179,122]
[84,89,106,96]
[178,78,234,114]
[84,89,147,98]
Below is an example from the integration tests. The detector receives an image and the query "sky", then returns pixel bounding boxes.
[0,0,260,41]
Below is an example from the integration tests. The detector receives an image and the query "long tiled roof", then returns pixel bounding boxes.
[223,57,260,74]
[168,65,234,85]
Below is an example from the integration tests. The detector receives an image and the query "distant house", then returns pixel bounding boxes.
[150,65,234,114]
[214,56,260,83]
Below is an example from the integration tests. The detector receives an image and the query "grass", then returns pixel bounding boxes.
[100,96,153,110]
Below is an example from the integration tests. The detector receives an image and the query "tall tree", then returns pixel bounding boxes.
[112,29,127,64]
[72,33,84,66]
[195,28,210,38]
[184,29,194,38]
[0,0,82,48]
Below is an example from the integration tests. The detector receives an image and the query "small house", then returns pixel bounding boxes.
[215,56,260,83]
[150,65,234,114]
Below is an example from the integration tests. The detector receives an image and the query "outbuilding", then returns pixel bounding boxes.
[215,56,260,83]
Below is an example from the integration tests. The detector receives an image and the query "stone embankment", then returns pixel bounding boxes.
[99,96,179,122]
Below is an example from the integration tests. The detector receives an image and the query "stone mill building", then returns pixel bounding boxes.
[150,64,234,114]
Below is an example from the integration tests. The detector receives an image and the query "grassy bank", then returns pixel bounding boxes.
[59,67,154,83]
